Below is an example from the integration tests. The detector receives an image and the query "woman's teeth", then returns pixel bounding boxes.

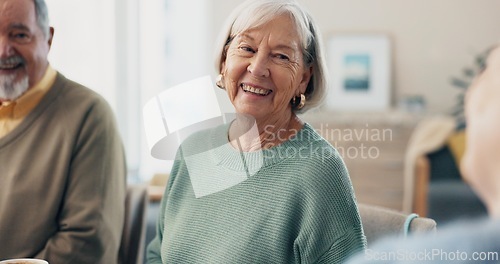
[241,84,271,96]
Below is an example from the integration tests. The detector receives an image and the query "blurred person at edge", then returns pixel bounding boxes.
[347,44,500,264]
[146,0,366,263]
[0,0,126,263]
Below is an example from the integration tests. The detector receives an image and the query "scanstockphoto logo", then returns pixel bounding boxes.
[258,124,393,161]
[142,75,393,162]
[315,123,393,160]
[143,75,229,160]
[142,76,392,197]
[142,75,260,198]
[364,248,499,262]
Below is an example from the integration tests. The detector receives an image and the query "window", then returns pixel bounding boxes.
[46,0,212,181]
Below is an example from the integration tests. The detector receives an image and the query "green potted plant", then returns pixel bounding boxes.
[450,47,491,130]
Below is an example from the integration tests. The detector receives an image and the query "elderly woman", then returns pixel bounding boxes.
[147,0,366,263]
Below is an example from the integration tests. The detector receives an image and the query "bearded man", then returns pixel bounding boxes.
[0,0,127,263]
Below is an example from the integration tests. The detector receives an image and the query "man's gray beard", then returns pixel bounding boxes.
[0,74,29,101]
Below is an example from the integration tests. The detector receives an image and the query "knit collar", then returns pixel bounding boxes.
[210,122,321,172]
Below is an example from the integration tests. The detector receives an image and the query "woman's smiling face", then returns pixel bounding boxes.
[221,14,312,123]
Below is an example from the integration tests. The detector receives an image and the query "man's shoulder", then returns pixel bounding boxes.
[53,73,105,103]
[50,72,114,115]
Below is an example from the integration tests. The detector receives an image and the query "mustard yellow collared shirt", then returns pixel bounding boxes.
[0,65,57,138]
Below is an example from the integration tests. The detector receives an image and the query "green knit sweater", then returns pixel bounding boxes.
[147,123,366,264]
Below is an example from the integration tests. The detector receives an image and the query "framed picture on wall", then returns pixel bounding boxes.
[325,34,391,111]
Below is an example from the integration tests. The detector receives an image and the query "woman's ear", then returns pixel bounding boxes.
[220,60,226,73]
[219,44,230,71]
[299,65,313,94]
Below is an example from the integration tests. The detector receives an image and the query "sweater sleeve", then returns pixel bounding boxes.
[35,97,127,264]
[293,147,367,264]
[146,189,168,264]
[146,148,184,263]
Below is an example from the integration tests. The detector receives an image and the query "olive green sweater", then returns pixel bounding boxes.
[147,123,366,263]
[0,73,126,263]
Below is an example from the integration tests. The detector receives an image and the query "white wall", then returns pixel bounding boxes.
[138,0,214,179]
[211,0,500,114]
[46,0,117,109]
[46,0,144,179]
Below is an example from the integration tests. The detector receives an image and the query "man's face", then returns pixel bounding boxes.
[0,0,53,100]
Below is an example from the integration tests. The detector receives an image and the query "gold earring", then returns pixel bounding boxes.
[216,74,225,89]
[292,94,306,110]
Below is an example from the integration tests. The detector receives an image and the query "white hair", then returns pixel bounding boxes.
[33,0,51,39]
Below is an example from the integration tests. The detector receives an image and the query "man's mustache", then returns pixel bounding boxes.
[0,56,25,69]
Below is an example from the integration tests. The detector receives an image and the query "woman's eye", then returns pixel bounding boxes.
[240,46,255,53]
[276,54,290,61]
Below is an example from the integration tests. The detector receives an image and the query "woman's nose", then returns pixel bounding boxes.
[247,52,270,78]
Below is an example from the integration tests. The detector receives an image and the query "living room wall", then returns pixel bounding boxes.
[209,0,500,114]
